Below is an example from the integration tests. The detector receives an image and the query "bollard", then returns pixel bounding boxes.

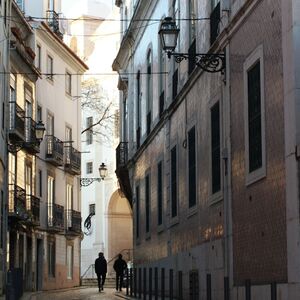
[224,277,230,300]
[149,268,152,300]
[207,274,211,300]
[161,268,165,300]
[271,282,277,300]
[126,268,129,296]
[154,267,158,300]
[178,271,183,300]
[134,268,137,298]
[143,268,147,300]
[245,279,251,300]
[130,268,133,297]
[139,268,142,299]
[169,269,173,300]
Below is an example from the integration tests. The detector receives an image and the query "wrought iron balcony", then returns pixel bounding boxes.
[64,145,81,175]
[9,102,25,142]
[46,10,63,39]
[66,209,81,235]
[115,142,132,207]
[8,184,27,220]
[23,118,40,154]
[48,203,64,232]
[46,135,64,166]
[26,194,40,226]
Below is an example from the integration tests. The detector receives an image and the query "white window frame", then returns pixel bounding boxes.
[86,162,93,174]
[67,245,73,279]
[170,141,179,226]
[243,45,266,186]
[47,54,53,81]
[65,71,72,95]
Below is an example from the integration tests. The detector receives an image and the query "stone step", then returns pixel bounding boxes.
[81,277,116,288]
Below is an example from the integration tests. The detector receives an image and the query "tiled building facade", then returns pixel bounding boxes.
[114,0,300,299]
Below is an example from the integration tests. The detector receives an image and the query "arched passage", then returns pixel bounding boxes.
[106,189,133,275]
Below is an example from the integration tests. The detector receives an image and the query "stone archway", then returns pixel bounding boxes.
[106,189,133,276]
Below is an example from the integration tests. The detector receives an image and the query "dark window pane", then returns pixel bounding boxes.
[188,127,196,207]
[136,186,140,239]
[248,61,262,172]
[211,102,221,194]
[171,146,177,217]
[145,175,150,233]
[157,162,163,225]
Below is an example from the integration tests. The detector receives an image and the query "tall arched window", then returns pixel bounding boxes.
[146,50,152,135]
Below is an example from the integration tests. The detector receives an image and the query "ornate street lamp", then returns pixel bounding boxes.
[80,162,108,187]
[8,120,46,152]
[159,17,225,73]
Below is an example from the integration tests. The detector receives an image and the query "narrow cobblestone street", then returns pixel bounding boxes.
[24,288,126,300]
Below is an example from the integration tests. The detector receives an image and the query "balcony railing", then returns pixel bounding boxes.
[48,203,64,231]
[26,194,40,225]
[210,2,221,45]
[23,118,40,154]
[46,135,64,166]
[8,184,26,219]
[66,209,81,234]
[9,102,25,141]
[116,142,128,168]
[64,145,81,175]
[46,10,63,39]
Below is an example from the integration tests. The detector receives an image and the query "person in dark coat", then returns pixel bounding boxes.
[113,254,127,291]
[95,252,107,292]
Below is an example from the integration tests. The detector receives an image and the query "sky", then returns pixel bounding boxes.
[62,0,115,18]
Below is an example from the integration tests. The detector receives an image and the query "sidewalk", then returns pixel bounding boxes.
[115,291,171,300]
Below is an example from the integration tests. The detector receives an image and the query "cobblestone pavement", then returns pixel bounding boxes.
[24,287,126,300]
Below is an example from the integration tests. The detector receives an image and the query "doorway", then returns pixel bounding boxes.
[36,239,43,291]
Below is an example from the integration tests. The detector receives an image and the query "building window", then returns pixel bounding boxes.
[86,162,93,174]
[48,241,55,277]
[211,102,221,194]
[157,161,163,226]
[65,71,72,95]
[66,184,73,228]
[0,190,3,249]
[86,117,93,145]
[210,0,221,45]
[16,0,24,11]
[171,146,177,218]
[188,126,196,207]
[36,45,41,70]
[67,245,73,279]
[189,0,197,43]
[37,105,42,121]
[159,40,165,117]
[136,186,140,240]
[25,164,32,209]
[123,96,128,141]
[39,170,42,197]
[146,50,152,135]
[136,71,141,148]
[244,46,266,184]
[89,204,95,215]
[47,175,55,226]
[145,174,150,234]
[47,55,53,80]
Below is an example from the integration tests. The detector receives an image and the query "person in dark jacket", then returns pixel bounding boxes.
[113,254,127,291]
[95,252,107,292]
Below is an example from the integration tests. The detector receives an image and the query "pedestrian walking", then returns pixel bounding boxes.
[113,253,127,292]
[95,252,107,292]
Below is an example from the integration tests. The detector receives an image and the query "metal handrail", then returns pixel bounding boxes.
[81,263,95,280]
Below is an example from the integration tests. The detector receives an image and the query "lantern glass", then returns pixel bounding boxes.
[99,163,107,180]
[35,120,46,140]
[159,17,179,52]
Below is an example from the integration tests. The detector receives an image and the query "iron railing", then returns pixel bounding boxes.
[9,102,25,137]
[46,135,64,165]
[47,203,64,230]
[27,194,40,225]
[116,142,128,168]
[64,145,81,174]
[8,184,26,217]
[66,209,81,233]
[46,10,63,38]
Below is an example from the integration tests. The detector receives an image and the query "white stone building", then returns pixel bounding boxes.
[62,0,133,279]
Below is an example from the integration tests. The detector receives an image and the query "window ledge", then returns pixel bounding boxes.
[157,224,164,234]
[209,191,223,206]
[187,206,198,218]
[246,167,266,186]
[169,216,179,228]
